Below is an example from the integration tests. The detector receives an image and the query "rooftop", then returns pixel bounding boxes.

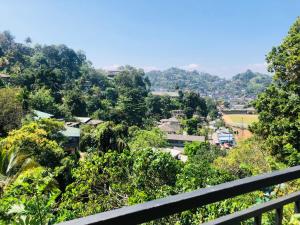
[61,125,81,138]
[0,73,10,78]
[74,117,91,124]
[166,134,205,142]
[33,110,54,119]
[151,91,179,97]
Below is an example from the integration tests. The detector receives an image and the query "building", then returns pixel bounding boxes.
[0,73,10,79]
[86,119,103,126]
[213,127,235,148]
[32,110,81,151]
[74,117,92,124]
[33,110,54,120]
[171,110,185,118]
[151,91,179,98]
[166,134,205,147]
[106,70,122,79]
[158,117,181,134]
[73,117,103,127]
[60,125,81,152]
[160,147,188,163]
[221,107,256,114]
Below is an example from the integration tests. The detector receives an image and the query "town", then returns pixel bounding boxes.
[0,2,299,225]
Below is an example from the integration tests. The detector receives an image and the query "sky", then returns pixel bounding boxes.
[0,1,299,77]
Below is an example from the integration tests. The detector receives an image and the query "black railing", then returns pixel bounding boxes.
[57,166,300,225]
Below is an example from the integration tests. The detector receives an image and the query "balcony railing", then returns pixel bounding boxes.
[57,166,300,225]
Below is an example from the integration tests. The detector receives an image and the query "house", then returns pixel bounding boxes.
[33,110,54,120]
[60,125,81,152]
[0,73,10,79]
[151,91,179,98]
[171,110,185,118]
[166,134,205,147]
[213,127,235,148]
[65,121,81,128]
[32,110,81,151]
[160,147,188,163]
[73,117,103,127]
[106,70,122,79]
[74,117,91,124]
[158,117,181,134]
[86,119,103,126]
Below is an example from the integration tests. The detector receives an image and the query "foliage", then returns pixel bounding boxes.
[79,122,128,153]
[145,95,179,120]
[182,92,207,118]
[0,167,60,225]
[0,119,65,189]
[28,87,59,116]
[214,137,274,178]
[0,88,24,136]
[205,98,219,119]
[56,149,181,222]
[146,67,271,99]
[182,117,201,135]
[250,17,300,166]
[128,127,167,150]
[184,141,223,159]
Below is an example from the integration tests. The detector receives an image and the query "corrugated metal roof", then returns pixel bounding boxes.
[33,110,54,119]
[166,134,205,142]
[61,126,80,137]
[0,73,10,78]
[75,117,91,123]
[151,91,179,97]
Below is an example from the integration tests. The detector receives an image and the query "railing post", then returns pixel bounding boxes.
[254,214,262,225]
[275,207,283,225]
[295,200,300,213]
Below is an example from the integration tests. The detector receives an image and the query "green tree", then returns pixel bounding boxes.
[116,88,147,126]
[0,119,65,188]
[182,92,207,119]
[57,149,182,222]
[250,17,300,166]
[0,167,60,225]
[62,88,87,116]
[128,128,167,150]
[80,122,128,153]
[0,88,23,136]
[29,87,59,115]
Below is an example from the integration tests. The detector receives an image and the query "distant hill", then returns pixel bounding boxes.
[146,68,272,99]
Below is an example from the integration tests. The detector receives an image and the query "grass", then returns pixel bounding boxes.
[223,114,258,126]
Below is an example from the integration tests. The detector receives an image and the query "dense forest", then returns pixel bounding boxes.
[0,17,299,225]
[146,68,272,99]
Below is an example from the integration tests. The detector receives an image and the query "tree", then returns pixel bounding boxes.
[0,119,65,187]
[62,88,87,116]
[206,98,219,119]
[214,138,274,178]
[0,167,60,225]
[128,128,167,150]
[145,95,179,120]
[116,88,147,126]
[80,122,128,153]
[57,149,182,222]
[182,92,207,118]
[183,117,200,135]
[0,88,23,136]
[250,17,300,166]
[29,87,59,115]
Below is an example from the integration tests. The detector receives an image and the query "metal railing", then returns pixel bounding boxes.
[57,166,300,225]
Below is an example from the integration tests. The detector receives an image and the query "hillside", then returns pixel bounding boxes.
[146,68,272,99]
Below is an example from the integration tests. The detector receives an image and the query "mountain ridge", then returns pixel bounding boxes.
[146,67,272,99]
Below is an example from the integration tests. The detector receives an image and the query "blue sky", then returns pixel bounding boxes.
[0,1,299,77]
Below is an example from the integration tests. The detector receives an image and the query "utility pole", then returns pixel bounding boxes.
[241,117,244,139]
